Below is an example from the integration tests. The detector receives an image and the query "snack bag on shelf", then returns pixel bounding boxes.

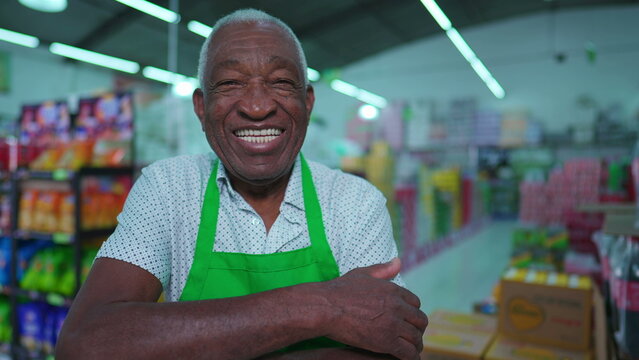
[58,192,75,234]
[17,241,50,282]
[0,299,11,343]
[92,139,129,167]
[42,305,56,355]
[56,140,94,170]
[18,302,45,353]
[18,189,39,231]
[0,238,11,285]
[20,251,45,291]
[29,147,65,171]
[55,247,75,296]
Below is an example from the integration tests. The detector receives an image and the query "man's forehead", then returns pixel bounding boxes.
[209,21,294,54]
[205,21,302,73]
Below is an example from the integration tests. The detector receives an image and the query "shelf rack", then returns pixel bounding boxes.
[6,166,133,360]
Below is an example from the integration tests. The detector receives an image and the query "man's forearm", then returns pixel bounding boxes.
[257,347,398,360]
[56,282,333,360]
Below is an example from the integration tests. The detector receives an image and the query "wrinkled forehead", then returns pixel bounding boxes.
[205,22,302,76]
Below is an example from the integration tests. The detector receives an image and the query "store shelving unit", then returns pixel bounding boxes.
[5,165,133,359]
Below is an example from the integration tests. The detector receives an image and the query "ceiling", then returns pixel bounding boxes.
[1,0,637,79]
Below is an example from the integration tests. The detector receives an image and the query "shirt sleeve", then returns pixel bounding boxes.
[333,177,405,287]
[96,167,172,289]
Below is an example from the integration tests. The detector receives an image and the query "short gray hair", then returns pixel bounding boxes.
[197,8,308,89]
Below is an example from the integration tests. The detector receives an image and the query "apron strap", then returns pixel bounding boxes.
[180,160,220,300]
[300,154,340,278]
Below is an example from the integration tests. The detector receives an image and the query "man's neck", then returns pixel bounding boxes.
[227,167,293,233]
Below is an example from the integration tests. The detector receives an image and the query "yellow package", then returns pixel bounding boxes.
[18,190,39,231]
[58,192,75,234]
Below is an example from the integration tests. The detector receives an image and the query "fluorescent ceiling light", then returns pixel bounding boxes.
[307,67,320,82]
[142,66,182,84]
[142,66,197,97]
[0,28,40,48]
[19,0,67,12]
[356,89,388,108]
[419,0,451,30]
[173,78,197,97]
[358,104,380,121]
[187,20,212,38]
[469,58,491,82]
[115,0,180,24]
[330,79,388,108]
[49,42,140,74]
[445,28,476,63]
[485,78,505,99]
[330,79,359,97]
[420,0,506,99]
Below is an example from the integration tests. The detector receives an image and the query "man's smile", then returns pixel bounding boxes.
[233,128,284,143]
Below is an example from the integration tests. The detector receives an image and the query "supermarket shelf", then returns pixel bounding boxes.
[13,228,116,244]
[15,166,134,181]
[0,286,73,307]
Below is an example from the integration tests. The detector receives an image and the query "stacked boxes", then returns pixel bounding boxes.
[497,268,593,355]
[422,310,497,360]
[519,159,602,226]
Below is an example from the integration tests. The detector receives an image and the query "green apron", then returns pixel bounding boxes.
[180,155,342,351]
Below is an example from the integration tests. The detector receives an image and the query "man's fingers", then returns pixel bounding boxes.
[390,337,420,360]
[400,288,421,309]
[355,258,401,280]
[397,301,428,334]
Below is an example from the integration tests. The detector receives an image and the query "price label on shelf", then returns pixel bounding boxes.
[46,293,65,307]
[52,233,72,244]
[52,169,70,181]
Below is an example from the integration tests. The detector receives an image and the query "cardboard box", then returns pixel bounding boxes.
[498,268,592,351]
[485,335,591,360]
[429,310,496,334]
[422,327,493,360]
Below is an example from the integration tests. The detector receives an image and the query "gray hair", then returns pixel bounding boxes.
[197,8,308,89]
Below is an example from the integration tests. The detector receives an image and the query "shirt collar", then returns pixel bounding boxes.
[214,154,305,212]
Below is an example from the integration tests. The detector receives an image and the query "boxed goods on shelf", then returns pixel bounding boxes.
[484,335,591,360]
[510,227,568,271]
[422,311,496,360]
[498,268,592,351]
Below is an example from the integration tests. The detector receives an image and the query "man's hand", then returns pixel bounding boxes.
[320,258,428,360]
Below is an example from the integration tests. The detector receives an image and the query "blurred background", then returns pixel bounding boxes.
[0,0,638,359]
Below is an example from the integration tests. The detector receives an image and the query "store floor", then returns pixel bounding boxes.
[403,221,516,315]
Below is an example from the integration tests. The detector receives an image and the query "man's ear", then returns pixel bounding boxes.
[192,88,206,131]
[305,84,315,116]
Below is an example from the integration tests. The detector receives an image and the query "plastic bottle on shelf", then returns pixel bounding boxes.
[609,235,630,335]
[632,140,639,227]
[594,231,617,310]
[614,236,639,359]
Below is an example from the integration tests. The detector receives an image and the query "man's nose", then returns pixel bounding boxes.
[237,83,276,120]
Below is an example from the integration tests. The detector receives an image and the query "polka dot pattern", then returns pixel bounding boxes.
[97,153,403,301]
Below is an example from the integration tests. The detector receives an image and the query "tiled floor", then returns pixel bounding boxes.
[403,221,516,315]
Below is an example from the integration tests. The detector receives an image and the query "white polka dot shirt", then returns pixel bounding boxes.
[97,153,402,301]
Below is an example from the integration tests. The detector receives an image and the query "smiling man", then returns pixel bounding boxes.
[56,9,427,360]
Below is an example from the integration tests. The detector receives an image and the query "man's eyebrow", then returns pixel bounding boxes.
[268,55,297,67]
[214,59,241,68]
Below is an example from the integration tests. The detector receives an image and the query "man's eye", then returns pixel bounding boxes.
[273,79,297,89]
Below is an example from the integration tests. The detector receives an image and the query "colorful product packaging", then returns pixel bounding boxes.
[484,335,591,360]
[498,268,592,351]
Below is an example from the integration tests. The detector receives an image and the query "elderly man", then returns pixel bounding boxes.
[56,8,427,360]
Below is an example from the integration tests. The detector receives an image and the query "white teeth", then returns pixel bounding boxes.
[234,128,282,143]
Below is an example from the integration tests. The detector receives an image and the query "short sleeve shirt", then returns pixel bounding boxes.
[97,153,402,301]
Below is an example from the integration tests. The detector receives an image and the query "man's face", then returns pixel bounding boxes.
[193,22,315,186]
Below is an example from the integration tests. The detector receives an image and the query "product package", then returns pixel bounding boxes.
[498,268,592,351]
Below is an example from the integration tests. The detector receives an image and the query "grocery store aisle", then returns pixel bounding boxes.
[403,221,516,314]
